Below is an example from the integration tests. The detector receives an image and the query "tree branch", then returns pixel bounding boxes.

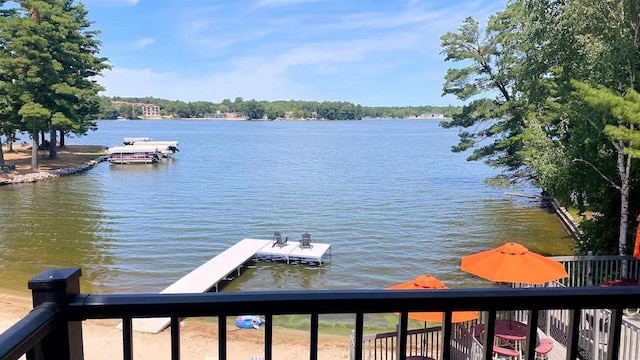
[572,158,621,191]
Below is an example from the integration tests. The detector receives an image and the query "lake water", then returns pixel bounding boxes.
[0,119,575,295]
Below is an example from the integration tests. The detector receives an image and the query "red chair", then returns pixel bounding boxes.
[535,337,554,360]
[493,345,520,359]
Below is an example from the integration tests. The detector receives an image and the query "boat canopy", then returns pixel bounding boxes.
[107,145,160,154]
[123,137,151,145]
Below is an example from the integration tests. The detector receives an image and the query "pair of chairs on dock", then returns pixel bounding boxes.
[272,231,312,249]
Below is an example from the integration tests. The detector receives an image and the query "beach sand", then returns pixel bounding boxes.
[0,289,352,360]
[0,144,106,178]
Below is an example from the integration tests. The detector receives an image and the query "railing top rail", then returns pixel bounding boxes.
[68,287,640,320]
[550,255,638,261]
[366,326,443,340]
[0,303,57,360]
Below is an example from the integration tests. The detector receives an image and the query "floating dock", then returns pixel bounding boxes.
[124,238,331,333]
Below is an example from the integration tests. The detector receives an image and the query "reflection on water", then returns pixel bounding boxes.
[0,119,575,295]
[0,175,114,292]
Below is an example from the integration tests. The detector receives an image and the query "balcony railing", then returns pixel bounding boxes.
[350,255,640,360]
[1,268,640,360]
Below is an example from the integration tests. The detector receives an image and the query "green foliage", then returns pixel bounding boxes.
[0,0,109,161]
[439,10,527,177]
[244,99,265,120]
[441,0,640,254]
[18,102,50,124]
[576,215,620,255]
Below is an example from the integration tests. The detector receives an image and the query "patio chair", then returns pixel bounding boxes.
[472,323,485,343]
[299,233,313,249]
[272,231,287,247]
[493,345,520,359]
[535,337,554,360]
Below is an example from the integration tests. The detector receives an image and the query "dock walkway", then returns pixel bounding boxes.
[126,238,331,333]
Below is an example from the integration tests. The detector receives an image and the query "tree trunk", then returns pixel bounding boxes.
[616,142,633,257]
[619,181,630,256]
[0,136,5,164]
[48,125,57,159]
[31,129,39,170]
[59,129,65,147]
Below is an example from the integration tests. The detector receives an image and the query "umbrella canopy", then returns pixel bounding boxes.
[460,242,568,285]
[634,215,640,260]
[385,275,479,323]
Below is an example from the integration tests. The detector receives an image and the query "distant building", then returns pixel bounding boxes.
[419,113,445,118]
[111,101,161,118]
[138,103,160,117]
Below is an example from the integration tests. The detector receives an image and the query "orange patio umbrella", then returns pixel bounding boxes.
[460,242,568,285]
[633,215,640,260]
[385,274,479,323]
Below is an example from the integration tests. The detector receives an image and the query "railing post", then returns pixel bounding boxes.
[587,251,594,286]
[28,268,84,360]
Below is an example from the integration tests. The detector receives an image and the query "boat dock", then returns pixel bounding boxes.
[126,238,331,333]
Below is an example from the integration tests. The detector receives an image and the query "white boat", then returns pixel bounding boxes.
[107,145,161,164]
[131,141,179,158]
[123,137,151,145]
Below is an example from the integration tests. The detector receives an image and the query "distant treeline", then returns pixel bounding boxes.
[98,96,460,120]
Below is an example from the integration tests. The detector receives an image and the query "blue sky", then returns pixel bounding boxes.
[83,0,505,106]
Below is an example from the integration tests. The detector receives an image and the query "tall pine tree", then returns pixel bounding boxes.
[0,0,109,168]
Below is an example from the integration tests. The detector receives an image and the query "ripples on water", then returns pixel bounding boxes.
[0,119,574,294]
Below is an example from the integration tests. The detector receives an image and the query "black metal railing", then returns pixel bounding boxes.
[2,268,640,360]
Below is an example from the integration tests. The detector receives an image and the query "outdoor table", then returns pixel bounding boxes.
[599,278,639,287]
[494,319,527,341]
[494,319,527,357]
[599,279,640,316]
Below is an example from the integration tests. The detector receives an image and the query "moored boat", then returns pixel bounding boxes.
[107,145,161,164]
[131,141,179,158]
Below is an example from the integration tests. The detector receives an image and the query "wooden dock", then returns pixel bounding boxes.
[255,240,331,265]
[125,238,331,333]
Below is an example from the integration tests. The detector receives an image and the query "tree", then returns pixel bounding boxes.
[244,100,265,120]
[439,0,640,256]
[572,81,640,256]
[439,11,527,180]
[517,0,640,255]
[0,0,109,167]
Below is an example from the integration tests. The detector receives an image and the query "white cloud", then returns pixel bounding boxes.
[99,30,420,102]
[133,38,155,49]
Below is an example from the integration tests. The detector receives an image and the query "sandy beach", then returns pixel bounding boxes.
[0,288,352,360]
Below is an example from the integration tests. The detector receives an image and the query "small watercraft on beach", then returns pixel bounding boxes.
[235,315,265,329]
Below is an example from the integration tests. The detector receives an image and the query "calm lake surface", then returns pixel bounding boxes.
[0,119,575,294]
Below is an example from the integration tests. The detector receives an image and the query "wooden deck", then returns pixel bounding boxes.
[255,240,331,265]
[123,238,331,333]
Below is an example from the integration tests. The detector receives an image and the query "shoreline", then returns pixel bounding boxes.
[0,144,106,186]
[0,287,352,359]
